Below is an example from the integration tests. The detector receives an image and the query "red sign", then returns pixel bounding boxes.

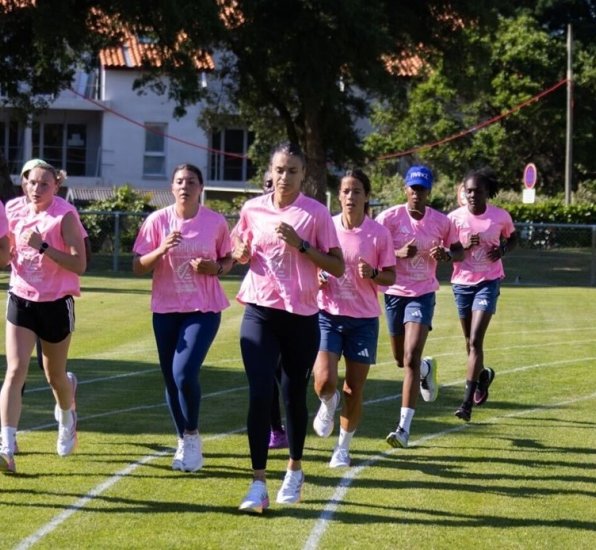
[523,163,538,189]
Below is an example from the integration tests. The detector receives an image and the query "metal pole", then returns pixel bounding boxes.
[591,226,596,287]
[565,24,573,206]
[113,212,120,272]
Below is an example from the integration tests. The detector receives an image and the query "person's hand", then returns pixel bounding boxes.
[397,238,417,259]
[318,270,329,287]
[232,239,251,264]
[430,245,451,262]
[357,257,374,279]
[465,233,480,249]
[190,257,219,275]
[22,228,43,251]
[486,245,503,262]
[160,230,182,254]
[275,222,301,249]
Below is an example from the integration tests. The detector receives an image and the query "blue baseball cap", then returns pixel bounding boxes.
[405,165,433,189]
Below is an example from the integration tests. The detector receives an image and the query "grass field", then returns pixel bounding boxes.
[0,270,595,550]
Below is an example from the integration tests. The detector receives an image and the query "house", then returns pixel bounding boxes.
[0,32,260,203]
[1,3,422,205]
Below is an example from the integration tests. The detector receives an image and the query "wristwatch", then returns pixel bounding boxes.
[39,242,49,254]
[298,240,311,253]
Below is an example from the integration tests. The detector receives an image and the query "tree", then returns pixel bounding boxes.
[129,1,513,202]
[364,5,596,196]
[1,1,512,203]
[0,0,116,200]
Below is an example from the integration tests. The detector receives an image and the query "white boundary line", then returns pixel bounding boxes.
[302,390,596,550]
[13,426,246,550]
[11,355,595,548]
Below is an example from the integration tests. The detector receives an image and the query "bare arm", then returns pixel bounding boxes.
[0,235,9,267]
[357,257,396,286]
[24,213,86,275]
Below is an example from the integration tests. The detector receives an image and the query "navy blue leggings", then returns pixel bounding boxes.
[153,311,221,437]
[240,304,319,470]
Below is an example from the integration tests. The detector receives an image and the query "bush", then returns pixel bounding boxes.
[83,185,154,253]
[496,199,596,225]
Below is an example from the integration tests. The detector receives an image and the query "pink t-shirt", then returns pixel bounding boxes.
[318,215,395,318]
[7,198,81,301]
[235,192,340,315]
[376,204,458,297]
[133,205,231,314]
[6,195,88,238]
[0,201,8,238]
[448,204,515,284]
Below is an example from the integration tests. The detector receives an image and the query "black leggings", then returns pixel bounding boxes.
[240,304,319,470]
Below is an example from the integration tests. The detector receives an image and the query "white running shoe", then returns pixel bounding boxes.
[313,390,340,438]
[57,410,78,456]
[386,426,409,449]
[276,469,304,504]
[172,438,184,471]
[420,357,439,402]
[181,433,203,472]
[239,480,269,514]
[0,435,19,455]
[0,450,16,474]
[329,446,351,468]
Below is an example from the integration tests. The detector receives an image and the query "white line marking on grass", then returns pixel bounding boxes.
[18,385,248,434]
[24,368,158,394]
[13,427,247,550]
[303,391,596,550]
[13,452,167,550]
[14,355,595,548]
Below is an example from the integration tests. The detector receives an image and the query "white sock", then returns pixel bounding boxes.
[1,426,17,454]
[337,427,354,450]
[59,408,73,428]
[321,391,337,408]
[419,359,429,379]
[399,407,415,433]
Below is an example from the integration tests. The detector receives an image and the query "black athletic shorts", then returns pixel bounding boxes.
[7,293,75,343]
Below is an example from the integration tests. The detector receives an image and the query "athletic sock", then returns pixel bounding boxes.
[1,426,17,454]
[337,428,354,450]
[58,408,74,428]
[399,407,415,433]
[463,380,478,407]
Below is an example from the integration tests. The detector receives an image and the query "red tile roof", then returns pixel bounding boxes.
[99,33,214,71]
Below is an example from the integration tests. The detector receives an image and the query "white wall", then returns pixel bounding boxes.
[100,70,209,190]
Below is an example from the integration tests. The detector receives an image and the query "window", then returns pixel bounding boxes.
[0,120,24,174]
[209,128,254,182]
[143,123,166,177]
[32,122,87,176]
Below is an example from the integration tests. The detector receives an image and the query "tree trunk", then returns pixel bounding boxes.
[0,150,17,203]
[301,108,327,205]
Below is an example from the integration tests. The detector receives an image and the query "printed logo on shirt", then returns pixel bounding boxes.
[268,250,292,281]
[336,264,358,299]
[471,247,490,270]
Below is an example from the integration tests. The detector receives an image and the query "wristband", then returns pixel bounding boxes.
[444,249,452,262]
[39,242,49,254]
[298,240,311,253]
[371,268,379,280]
